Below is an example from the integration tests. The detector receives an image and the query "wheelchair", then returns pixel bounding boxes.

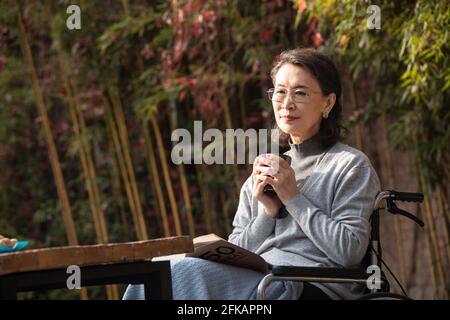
[257,190,425,300]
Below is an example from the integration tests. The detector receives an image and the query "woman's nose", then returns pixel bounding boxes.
[281,95,295,110]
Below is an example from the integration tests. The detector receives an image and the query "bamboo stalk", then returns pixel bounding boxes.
[436,184,450,270]
[75,96,109,244]
[82,125,111,242]
[18,10,89,300]
[127,36,168,239]
[18,9,78,247]
[105,98,145,240]
[131,40,173,239]
[55,47,119,299]
[440,183,450,224]
[108,87,148,240]
[167,107,195,236]
[50,4,110,244]
[195,164,213,234]
[177,162,195,235]
[123,0,182,237]
[437,183,450,231]
[416,160,448,299]
[423,219,439,299]
[409,159,438,299]
[143,122,171,237]
[392,209,408,285]
[64,82,103,241]
[168,0,196,236]
[121,0,130,16]
[221,89,243,198]
[406,207,420,293]
[55,48,103,241]
[57,42,117,298]
[150,107,182,235]
[148,184,164,237]
[381,113,408,286]
[132,50,169,238]
[110,138,130,239]
[111,88,148,239]
[117,0,148,241]
[51,0,114,253]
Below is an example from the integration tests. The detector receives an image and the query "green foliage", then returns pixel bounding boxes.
[310,0,449,189]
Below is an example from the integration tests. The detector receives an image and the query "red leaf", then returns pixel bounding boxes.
[297,0,307,13]
[202,10,217,22]
[175,77,189,85]
[312,32,324,48]
[179,90,187,102]
[188,79,197,93]
[192,20,203,38]
[259,30,273,43]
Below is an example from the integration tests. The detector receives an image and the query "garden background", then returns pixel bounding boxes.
[0,0,448,299]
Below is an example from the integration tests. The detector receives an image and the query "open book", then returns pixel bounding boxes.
[152,234,269,274]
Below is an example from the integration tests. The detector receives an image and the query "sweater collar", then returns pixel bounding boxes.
[288,133,325,157]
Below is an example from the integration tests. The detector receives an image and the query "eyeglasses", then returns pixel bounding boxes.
[267,88,322,104]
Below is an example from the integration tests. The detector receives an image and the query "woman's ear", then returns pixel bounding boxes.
[323,93,336,118]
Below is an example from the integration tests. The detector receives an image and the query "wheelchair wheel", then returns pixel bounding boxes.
[356,293,411,300]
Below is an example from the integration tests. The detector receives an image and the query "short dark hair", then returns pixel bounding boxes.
[270,48,345,148]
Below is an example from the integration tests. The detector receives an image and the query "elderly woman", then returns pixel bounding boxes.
[124,48,380,300]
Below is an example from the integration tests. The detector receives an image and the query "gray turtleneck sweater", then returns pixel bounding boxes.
[228,136,381,299]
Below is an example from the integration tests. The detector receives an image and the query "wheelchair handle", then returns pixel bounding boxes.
[387,190,424,203]
[374,190,425,228]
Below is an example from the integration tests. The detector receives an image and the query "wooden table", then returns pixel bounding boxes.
[0,236,193,300]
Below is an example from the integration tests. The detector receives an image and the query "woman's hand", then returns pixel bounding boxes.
[252,155,282,218]
[0,235,17,247]
[253,154,300,206]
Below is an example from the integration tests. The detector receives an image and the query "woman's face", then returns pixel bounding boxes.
[272,63,335,143]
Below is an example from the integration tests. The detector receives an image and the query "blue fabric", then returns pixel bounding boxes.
[0,241,28,254]
[123,257,303,300]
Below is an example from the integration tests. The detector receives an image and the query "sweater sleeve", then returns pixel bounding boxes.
[284,165,380,268]
[228,177,276,252]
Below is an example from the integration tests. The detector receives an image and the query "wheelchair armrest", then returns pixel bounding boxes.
[258,266,389,299]
[270,266,369,280]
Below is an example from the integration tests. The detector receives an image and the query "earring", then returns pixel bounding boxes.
[323,112,328,119]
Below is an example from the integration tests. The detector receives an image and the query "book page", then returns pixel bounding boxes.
[187,234,269,274]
